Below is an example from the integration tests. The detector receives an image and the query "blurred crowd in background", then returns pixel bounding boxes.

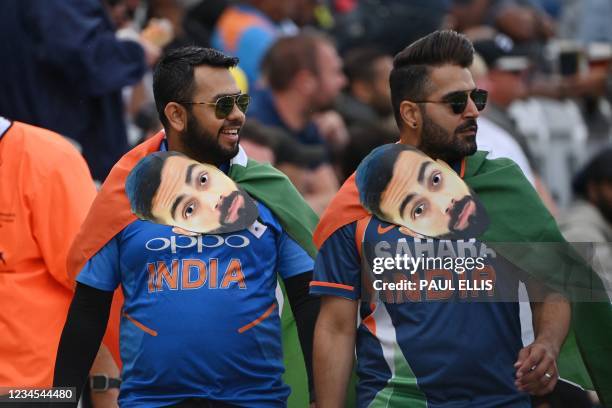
[1,0,611,233]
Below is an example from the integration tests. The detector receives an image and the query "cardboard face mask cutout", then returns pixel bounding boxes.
[126,151,259,235]
[356,144,489,240]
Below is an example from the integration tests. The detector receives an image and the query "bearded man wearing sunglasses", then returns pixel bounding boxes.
[309,30,610,407]
[52,46,320,408]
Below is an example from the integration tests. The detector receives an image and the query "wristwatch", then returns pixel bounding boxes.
[89,374,121,392]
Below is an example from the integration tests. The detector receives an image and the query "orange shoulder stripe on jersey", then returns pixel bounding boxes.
[309,281,355,292]
[354,215,372,260]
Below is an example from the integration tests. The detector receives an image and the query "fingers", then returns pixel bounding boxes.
[514,346,531,370]
[532,372,558,396]
[515,345,543,380]
[515,344,557,395]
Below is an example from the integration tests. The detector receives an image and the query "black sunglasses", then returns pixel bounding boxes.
[181,94,251,119]
[413,89,488,115]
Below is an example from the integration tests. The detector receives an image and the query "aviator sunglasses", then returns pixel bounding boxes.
[181,93,251,119]
[414,88,488,115]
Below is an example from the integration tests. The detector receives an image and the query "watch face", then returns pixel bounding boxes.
[91,376,108,390]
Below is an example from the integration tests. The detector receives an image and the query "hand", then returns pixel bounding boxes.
[141,18,174,49]
[312,111,349,150]
[514,341,558,395]
[138,37,162,67]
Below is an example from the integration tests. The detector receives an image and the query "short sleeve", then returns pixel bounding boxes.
[76,235,121,291]
[310,223,361,300]
[277,232,315,280]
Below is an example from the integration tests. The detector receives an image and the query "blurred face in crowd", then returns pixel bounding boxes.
[378,149,488,239]
[312,41,347,111]
[369,56,394,116]
[589,180,612,224]
[290,0,318,27]
[449,0,489,31]
[488,68,528,107]
[416,64,481,163]
[180,66,246,165]
[150,154,258,234]
[254,0,296,22]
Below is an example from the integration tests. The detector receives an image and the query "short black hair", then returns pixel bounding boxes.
[125,151,183,221]
[153,46,238,129]
[356,143,422,216]
[390,30,474,128]
[573,147,612,196]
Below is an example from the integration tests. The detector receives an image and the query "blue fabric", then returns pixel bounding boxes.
[249,88,327,148]
[78,202,313,407]
[0,0,146,180]
[211,5,278,87]
[311,218,530,408]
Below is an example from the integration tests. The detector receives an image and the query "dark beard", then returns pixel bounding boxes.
[180,110,240,166]
[418,112,478,163]
[439,193,490,240]
[217,189,258,227]
[209,188,259,234]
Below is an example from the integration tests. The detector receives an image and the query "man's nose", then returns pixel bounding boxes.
[463,95,480,119]
[226,102,246,122]
[204,193,222,211]
[432,194,455,215]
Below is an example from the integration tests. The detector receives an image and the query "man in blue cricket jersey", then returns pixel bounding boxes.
[310,31,571,408]
[53,47,319,408]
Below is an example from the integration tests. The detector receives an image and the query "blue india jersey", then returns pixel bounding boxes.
[77,202,313,407]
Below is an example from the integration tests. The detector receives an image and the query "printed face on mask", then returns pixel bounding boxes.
[357,144,489,239]
[127,152,258,235]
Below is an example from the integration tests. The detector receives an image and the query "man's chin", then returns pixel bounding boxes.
[219,142,240,160]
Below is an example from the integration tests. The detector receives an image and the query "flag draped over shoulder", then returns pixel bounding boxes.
[67,130,318,407]
[314,150,612,407]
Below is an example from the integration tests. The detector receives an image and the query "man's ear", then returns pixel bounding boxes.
[399,100,421,129]
[164,102,188,133]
